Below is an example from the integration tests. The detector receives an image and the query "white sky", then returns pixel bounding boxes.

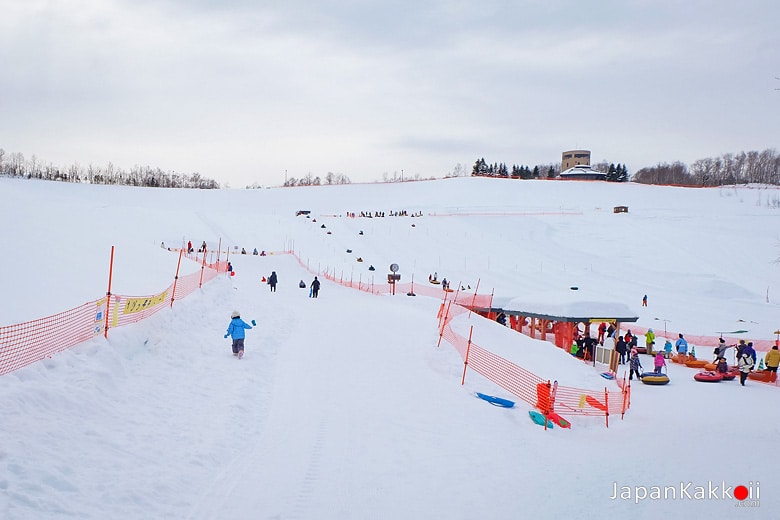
[1,176,780,518]
[1,0,778,187]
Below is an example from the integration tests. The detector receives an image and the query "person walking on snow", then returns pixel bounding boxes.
[615,335,628,365]
[268,271,278,292]
[310,276,321,298]
[642,294,647,307]
[744,342,757,366]
[765,345,779,383]
[644,329,655,352]
[629,349,643,380]
[597,322,607,345]
[224,310,255,359]
[675,333,688,356]
[653,350,666,374]
[738,351,755,386]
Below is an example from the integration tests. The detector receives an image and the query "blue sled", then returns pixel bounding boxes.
[529,410,554,428]
[475,392,515,408]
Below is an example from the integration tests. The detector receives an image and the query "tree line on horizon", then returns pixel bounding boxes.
[470,158,629,182]
[632,149,780,186]
[2,146,778,188]
[0,148,220,189]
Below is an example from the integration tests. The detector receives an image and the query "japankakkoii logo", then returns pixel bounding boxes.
[610,480,760,507]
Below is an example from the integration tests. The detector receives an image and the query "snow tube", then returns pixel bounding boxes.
[429,280,441,285]
[685,359,708,368]
[694,371,723,382]
[720,373,736,381]
[747,370,772,382]
[641,372,670,385]
[547,412,572,429]
[475,392,515,408]
[585,395,607,412]
[704,363,717,371]
[529,411,554,428]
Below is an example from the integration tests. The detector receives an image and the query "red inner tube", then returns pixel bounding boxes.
[694,371,723,382]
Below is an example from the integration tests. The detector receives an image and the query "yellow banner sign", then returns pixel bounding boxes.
[123,290,169,314]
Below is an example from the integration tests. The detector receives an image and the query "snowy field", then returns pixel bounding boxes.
[0,176,778,519]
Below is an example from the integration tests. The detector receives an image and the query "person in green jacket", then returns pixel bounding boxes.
[644,329,655,353]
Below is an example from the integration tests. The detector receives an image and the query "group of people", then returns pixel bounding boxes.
[346,210,422,218]
[186,240,208,254]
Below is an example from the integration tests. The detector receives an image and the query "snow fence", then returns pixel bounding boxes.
[0,248,227,377]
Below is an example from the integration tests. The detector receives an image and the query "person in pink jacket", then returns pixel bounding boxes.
[653,351,666,374]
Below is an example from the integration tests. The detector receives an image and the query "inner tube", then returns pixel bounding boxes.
[685,359,708,368]
[641,373,670,385]
[694,371,723,382]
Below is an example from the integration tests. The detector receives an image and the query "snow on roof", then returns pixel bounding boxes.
[488,290,639,322]
[559,165,606,177]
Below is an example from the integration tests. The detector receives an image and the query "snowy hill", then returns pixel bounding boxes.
[0,176,778,519]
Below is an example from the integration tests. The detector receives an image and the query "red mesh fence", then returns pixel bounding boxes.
[625,324,776,353]
[0,252,228,377]
[438,301,630,427]
[0,299,106,377]
[288,249,629,425]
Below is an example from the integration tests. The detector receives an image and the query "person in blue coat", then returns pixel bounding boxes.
[675,333,688,356]
[224,310,255,358]
[743,342,757,366]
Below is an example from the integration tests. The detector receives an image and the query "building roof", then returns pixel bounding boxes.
[479,290,639,323]
[559,165,606,180]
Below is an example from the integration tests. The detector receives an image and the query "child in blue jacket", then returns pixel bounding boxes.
[224,310,255,359]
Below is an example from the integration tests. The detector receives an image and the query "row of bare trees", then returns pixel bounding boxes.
[0,149,220,189]
[633,149,780,186]
[282,171,352,187]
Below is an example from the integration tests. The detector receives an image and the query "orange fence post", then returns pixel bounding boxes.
[170,249,184,308]
[198,249,207,288]
[604,388,610,428]
[437,300,453,349]
[104,245,115,339]
[545,381,558,431]
[468,278,481,318]
[461,326,473,385]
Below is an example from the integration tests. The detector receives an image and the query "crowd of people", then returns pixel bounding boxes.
[345,210,423,218]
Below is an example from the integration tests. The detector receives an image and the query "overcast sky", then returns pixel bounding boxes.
[1,0,777,187]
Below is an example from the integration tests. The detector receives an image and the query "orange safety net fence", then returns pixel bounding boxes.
[0,299,106,377]
[0,253,228,377]
[291,249,630,426]
[438,300,630,427]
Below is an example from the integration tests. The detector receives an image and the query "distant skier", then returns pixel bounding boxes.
[642,294,647,307]
[268,271,278,292]
[224,310,255,359]
[310,276,321,298]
